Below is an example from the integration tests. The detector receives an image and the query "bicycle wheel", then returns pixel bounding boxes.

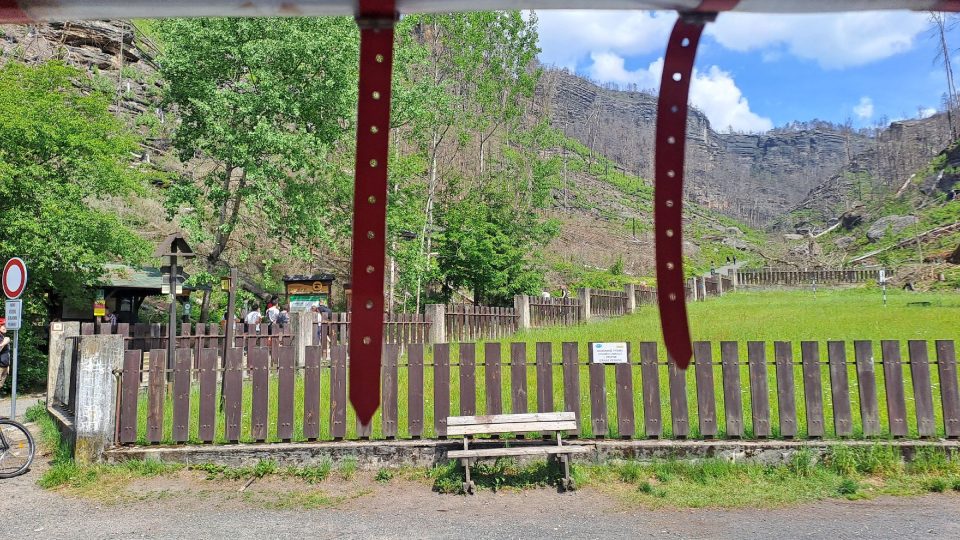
[0,419,35,478]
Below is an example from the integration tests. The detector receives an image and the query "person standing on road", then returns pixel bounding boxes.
[0,318,10,393]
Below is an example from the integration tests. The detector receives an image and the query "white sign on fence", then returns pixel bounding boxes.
[591,342,628,364]
[4,299,22,330]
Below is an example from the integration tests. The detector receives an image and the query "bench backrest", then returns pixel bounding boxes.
[446,412,578,437]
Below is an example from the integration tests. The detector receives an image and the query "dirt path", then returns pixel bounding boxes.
[3,456,959,540]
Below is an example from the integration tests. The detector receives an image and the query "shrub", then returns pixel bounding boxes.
[618,461,644,483]
[788,449,815,477]
[926,478,948,493]
[375,468,394,483]
[837,478,859,496]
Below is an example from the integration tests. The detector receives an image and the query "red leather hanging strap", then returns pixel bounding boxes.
[0,0,28,22]
[654,14,710,370]
[350,0,396,426]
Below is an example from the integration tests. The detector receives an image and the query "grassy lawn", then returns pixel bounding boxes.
[128,287,960,443]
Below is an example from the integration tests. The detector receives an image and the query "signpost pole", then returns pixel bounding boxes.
[10,329,17,419]
[220,268,237,411]
[168,255,178,379]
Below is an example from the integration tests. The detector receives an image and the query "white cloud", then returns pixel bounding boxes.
[707,11,929,69]
[854,96,874,119]
[537,10,676,70]
[587,53,772,133]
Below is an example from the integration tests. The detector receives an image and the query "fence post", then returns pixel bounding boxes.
[48,321,80,407]
[717,274,724,295]
[698,277,707,300]
[514,295,531,330]
[74,334,124,464]
[624,284,636,314]
[426,304,446,343]
[578,288,591,322]
[291,310,312,367]
[730,268,738,291]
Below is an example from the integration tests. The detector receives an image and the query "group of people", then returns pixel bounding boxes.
[242,298,290,331]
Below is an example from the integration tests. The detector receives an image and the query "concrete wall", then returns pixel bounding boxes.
[103,438,960,470]
[73,334,124,464]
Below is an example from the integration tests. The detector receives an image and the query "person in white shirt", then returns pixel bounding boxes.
[266,303,280,325]
[244,306,262,332]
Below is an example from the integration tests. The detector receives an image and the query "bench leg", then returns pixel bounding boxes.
[461,458,475,494]
[562,454,575,491]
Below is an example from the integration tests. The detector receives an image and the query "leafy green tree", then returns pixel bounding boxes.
[435,192,557,306]
[0,61,149,388]
[156,17,359,320]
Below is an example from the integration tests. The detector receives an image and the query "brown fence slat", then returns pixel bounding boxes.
[330,345,347,439]
[249,347,269,441]
[197,347,217,443]
[907,340,936,438]
[223,347,243,442]
[276,345,295,441]
[615,347,635,439]
[639,342,662,438]
[668,357,689,438]
[747,342,771,438]
[119,350,141,444]
[459,342,476,416]
[382,344,399,439]
[937,341,960,438]
[172,348,192,443]
[693,342,717,438]
[588,344,607,438]
[854,340,881,436]
[561,342,580,431]
[536,342,554,413]
[147,348,166,443]
[827,341,853,437]
[485,343,503,416]
[510,343,528,415]
[408,343,424,438]
[800,341,825,438]
[303,346,321,440]
[719,342,743,438]
[881,340,908,437]
[434,343,451,438]
[774,342,797,438]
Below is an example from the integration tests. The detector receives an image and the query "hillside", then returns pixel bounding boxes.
[801,140,960,288]
[1,19,764,302]
[536,68,876,228]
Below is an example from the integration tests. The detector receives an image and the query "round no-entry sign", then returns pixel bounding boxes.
[3,257,27,299]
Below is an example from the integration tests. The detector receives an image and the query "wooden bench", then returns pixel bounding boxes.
[446,412,589,493]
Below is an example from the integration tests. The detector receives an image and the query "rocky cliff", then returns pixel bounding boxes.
[536,68,878,227]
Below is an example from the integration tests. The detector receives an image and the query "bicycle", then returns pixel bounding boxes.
[0,418,35,478]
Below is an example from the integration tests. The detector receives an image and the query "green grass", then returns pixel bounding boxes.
[428,445,960,506]
[128,288,960,443]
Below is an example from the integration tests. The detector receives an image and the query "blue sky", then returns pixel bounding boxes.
[536,10,958,133]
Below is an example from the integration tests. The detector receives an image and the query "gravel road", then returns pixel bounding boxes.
[3,454,960,540]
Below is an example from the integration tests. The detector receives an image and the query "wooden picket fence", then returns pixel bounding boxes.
[114,339,960,445]
[634,285,657,306]
[529,297,581,327]
[445,304,517,341]
[737,268,881,287]
[310,312,432,354]
[591,288,627,317]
